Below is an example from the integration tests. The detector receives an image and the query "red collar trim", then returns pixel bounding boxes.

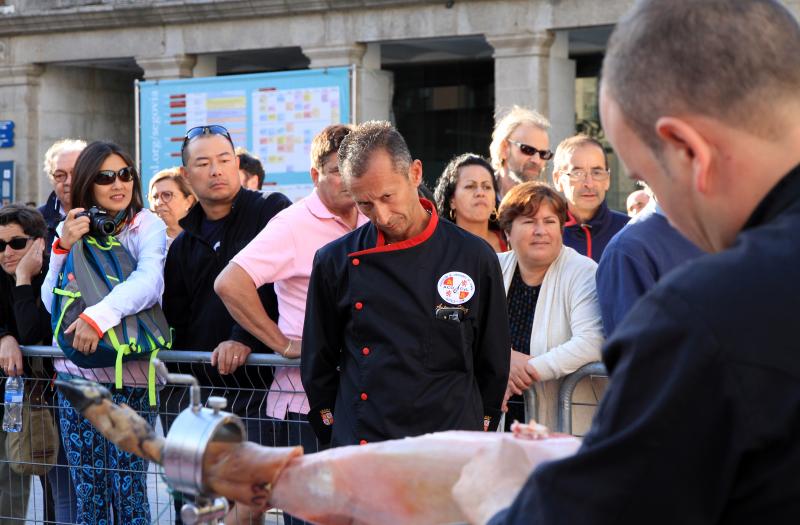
[348,198,438,257]
[564,210,579,227]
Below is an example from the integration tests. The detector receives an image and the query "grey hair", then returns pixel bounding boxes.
[553,135,608,173]
[337,120,412,183]
[489,105,550,171]
[42,139,87,180]
[602,0,800,150]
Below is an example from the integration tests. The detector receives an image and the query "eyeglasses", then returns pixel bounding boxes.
[94,167,136,185]
[561,168,611,182]
[52,170,72,183]
[0,237,33,251]
[150,190,174,204]
[507,139,554,161]
[181,125,234,156]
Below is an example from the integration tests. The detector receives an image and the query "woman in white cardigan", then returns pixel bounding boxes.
[497,181,603,431]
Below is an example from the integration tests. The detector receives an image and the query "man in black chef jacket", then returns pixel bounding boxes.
[453,0,800,523]
[301,120,511,447]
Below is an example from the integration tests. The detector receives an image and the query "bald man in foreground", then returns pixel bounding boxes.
[455,1,800,523]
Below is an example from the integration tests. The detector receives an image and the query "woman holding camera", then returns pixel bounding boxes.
[41,141,166,525]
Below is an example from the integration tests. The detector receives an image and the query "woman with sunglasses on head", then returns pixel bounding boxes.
[148,166,196,249]
[41,141,166,525]
[434,153,509,253]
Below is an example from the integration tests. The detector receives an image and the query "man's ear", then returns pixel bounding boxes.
[409,159,423,187]
[654,117,713,194]
[552,169,563,192]
[310,166,320,186]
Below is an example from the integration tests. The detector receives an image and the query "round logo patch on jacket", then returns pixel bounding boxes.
[437,271,476,305]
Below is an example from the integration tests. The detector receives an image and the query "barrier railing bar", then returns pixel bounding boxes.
[557,361,608,434]
[19,345,299,366]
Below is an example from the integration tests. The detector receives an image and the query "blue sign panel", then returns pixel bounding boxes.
[138,68,352,193]
[0,120,14,148]
[0,161,14,205]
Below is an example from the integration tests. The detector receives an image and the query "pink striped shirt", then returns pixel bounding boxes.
[232,189,367,419]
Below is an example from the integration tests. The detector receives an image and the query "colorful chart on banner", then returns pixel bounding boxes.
[252,87,341,175]
[138,68,351,200]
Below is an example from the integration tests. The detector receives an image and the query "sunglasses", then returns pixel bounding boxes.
[181,125,234,157]
[0,237,33,251]
[95,167,135,185]
[507,139,554,161]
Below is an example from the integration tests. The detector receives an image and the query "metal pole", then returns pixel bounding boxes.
[557,362,608,434]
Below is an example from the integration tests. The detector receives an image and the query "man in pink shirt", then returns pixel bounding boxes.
[215,123,365,452]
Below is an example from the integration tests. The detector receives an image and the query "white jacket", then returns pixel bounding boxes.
[42,209,167,384]
[497,246,604,428]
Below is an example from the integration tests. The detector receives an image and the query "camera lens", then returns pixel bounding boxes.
[99,218,116,235]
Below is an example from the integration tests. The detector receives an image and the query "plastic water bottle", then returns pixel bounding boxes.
[2,375,24,433]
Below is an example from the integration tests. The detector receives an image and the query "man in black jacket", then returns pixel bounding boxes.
[163,126,290,523]
[163,126,290,429]
[455,1,800,523]
[38,139,86,249]
[302,121,510,447]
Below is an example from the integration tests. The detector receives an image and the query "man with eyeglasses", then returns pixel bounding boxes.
[39,139,87,250]
[163,127,290,425]
[490,105,553,199]
[552,135,629,262]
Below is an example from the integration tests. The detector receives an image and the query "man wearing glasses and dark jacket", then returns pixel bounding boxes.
[552,135,629,262]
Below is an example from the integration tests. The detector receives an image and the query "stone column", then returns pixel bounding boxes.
[0,63,44,203]
[487,30,577,144]
[303,42,394,124]
[135,54,197,81]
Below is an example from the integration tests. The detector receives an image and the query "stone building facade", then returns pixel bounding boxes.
[5,0,780,207]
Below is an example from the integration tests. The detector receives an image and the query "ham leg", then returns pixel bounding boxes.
[270,432,580,525]
[59,378,579,524]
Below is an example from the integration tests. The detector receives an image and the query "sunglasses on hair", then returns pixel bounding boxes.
[94,167,135,185]
[181,125,234,152]
[0,237,33,251]
[507,139,554,160]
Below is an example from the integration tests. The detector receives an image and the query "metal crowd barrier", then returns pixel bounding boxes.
[557,362,609,435]
[1,345,304,525]
[2,347,610,523]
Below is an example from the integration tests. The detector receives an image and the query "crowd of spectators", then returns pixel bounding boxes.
[0,81,702,525]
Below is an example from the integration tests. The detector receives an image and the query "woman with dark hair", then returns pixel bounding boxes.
[0,204,76,524]
[434,153,508,252]
[41,141,166,524]
[497,182,603,432]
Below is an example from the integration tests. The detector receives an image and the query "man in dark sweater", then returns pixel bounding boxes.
[162,125,290,430]
[552,135,629,262]
[596,194,703,336]
[455,0,800,523]
[163,125,290,524]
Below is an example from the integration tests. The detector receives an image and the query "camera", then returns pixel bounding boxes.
[77,206,116,237]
